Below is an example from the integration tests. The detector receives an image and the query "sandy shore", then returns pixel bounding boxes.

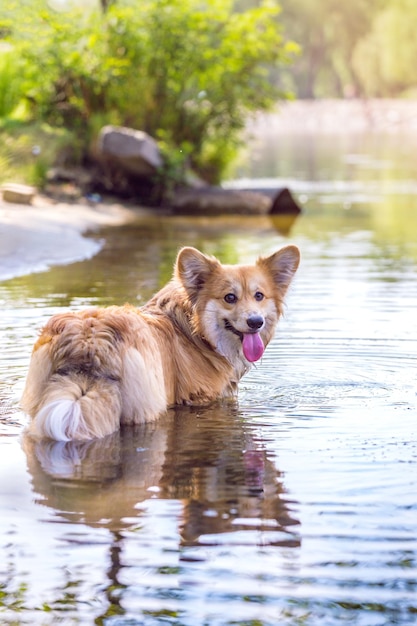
[0,195,142,281]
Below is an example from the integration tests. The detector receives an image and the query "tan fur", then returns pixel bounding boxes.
[21,245,300,441]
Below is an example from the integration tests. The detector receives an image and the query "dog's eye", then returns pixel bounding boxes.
[224,293,237,304]
[254,291,264,301]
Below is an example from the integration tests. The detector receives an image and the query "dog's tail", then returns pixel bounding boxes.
[28,373,122,441]
[21,307,130,441]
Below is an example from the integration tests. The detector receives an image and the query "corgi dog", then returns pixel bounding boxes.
[21,245,300,441]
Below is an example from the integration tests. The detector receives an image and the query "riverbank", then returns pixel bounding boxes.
[2,99,417,283]
[0,195,142,282]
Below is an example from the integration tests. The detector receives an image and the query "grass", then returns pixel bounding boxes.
[0,119,79,189]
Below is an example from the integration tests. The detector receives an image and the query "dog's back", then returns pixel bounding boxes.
[21,306,168,440]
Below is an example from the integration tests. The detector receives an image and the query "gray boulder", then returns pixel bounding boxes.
[96,126,163,177]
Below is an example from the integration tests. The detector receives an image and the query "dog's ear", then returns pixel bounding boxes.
[175,247,220,296]
[258,245,300,294]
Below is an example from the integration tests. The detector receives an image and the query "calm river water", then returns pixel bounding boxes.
[1,126,417,625]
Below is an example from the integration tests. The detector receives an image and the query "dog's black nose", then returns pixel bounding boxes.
[246,314,264,330]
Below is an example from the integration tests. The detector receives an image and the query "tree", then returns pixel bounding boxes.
[0,0,295,182]
[277,0,386,98]
[353,0,417,96]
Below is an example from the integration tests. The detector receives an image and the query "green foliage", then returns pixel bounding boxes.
[0,120,77,187]
[0,0,294,182]
[0,45,25,118]
[154,132,193,201]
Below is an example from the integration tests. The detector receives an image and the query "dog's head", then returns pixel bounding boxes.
[175,246,300,365]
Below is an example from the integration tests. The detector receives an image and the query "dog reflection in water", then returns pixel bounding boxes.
[23,407,300,546]
[21,245,300,441]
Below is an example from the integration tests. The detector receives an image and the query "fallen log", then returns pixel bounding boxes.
[232,186,302,215]
[170,186,301,216]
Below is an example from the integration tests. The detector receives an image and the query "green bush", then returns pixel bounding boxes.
[0,46,25,118]
[1,0,295,183]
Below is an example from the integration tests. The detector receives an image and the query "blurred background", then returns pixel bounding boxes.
[1,0,416,190]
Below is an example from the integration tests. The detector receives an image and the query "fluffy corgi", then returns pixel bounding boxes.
[21,245,300,441]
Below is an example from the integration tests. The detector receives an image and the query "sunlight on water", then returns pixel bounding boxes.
[1,129,417,625]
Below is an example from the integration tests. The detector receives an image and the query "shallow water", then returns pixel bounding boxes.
[1,129,417,625]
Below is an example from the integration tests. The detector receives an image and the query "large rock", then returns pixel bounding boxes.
[96,126,163,178]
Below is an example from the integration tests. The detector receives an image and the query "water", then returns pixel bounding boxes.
[1,122,417,625]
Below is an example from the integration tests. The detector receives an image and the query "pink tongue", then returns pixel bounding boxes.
[242,332,265,362]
